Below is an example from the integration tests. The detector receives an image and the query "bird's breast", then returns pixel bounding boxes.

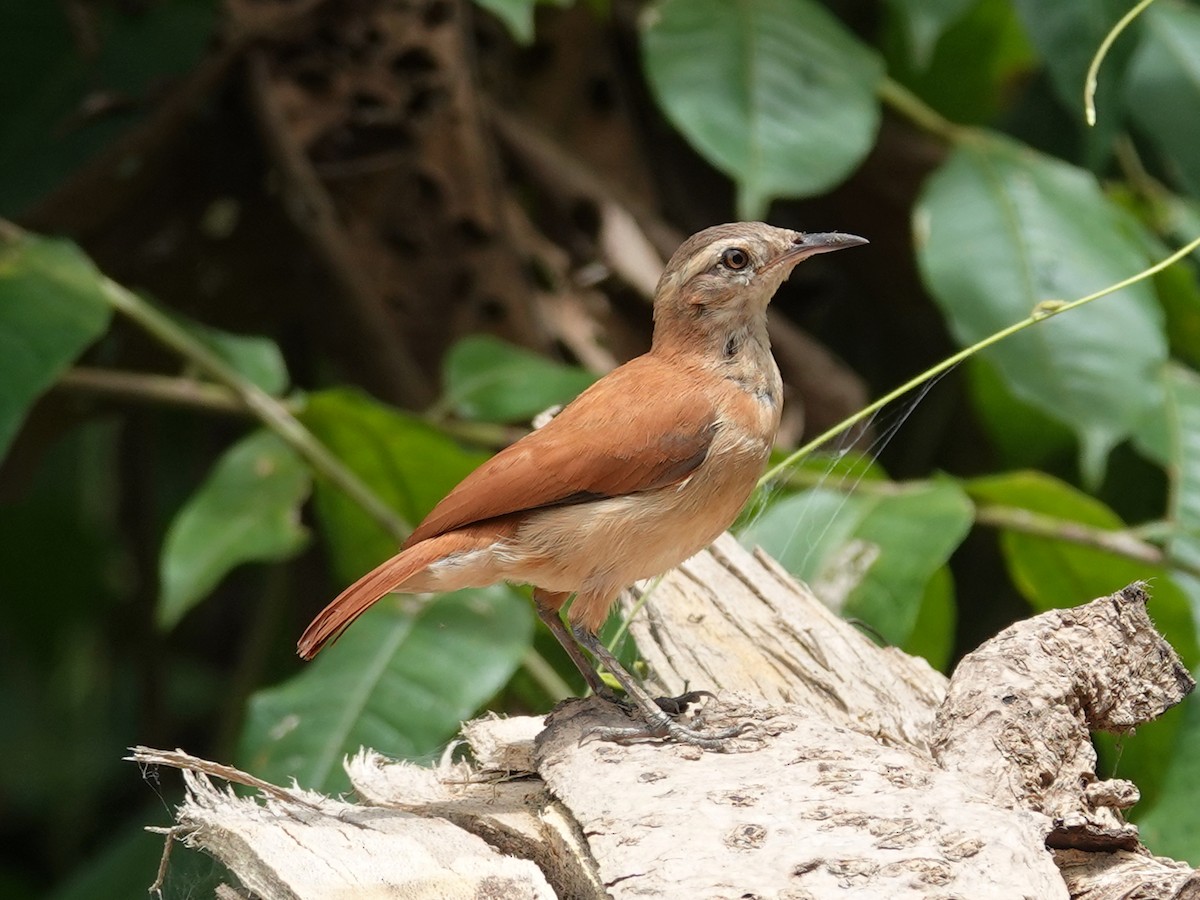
[505,415,773,597]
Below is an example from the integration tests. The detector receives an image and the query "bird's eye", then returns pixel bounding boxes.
[720,247,751,270]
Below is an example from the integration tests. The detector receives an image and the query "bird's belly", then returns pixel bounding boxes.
[506,432,769,600]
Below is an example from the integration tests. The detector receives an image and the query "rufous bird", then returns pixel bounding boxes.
[299,222,867,748]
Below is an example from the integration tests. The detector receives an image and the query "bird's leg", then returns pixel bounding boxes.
[571,626,750,750]
[533,590,617,701]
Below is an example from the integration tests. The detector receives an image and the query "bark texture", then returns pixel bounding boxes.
[133,536,1196,899]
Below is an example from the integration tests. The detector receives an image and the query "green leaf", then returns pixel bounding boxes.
[1126,1,1200,196]
[641,0,883,218]
[173,314,289,396]
[441,334,596,424]
[915,135,1168,486]
[1162,365,1200,572]
[887,0,978,69]
[965,357,1074,469]
[740,479,972,652]
[903,564,956,671]
[884,0,1034,126]
[966,470,1199,667]
[0,228,113,461]
[1135,685,1200,866]
[1151,245,1200,371]
[239,586,533,793]
[838,480,972,648]
[301,388,487,583]
[158,430,310,630]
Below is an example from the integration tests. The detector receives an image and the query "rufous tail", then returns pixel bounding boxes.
[297,541,438,659]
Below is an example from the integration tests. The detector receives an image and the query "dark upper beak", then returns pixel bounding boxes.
[762,231,869,272]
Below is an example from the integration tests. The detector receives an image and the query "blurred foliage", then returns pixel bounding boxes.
[3,0,1200,895]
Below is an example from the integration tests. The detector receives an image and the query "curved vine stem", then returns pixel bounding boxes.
[759,233,1200,487]
[1085,0,1158,126]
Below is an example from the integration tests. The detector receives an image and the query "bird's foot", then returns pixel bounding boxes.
[583,716,752,751]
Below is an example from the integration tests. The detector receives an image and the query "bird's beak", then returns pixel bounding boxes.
[760,232,869,273]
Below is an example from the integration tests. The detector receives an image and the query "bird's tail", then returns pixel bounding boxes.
[297,539,444,659]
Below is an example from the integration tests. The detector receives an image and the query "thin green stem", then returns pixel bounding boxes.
[974,503,1200,582]
[520,648,573,702]
[59,365,522,448]
[605,576,662,654]
[760,234,1200,487]
[877,77,973,144]
[100,278,409,541]
[1085,0,1158,126]
[59,365,294,415]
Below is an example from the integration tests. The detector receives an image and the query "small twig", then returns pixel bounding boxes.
[973,504,1173,569]
[60,365,522,448]
[146,824,189,898]
[128,746,325,811]
[877,78,972,144]
[58,366,292,415]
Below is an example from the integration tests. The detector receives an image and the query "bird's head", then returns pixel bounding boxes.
[652,222,867,347]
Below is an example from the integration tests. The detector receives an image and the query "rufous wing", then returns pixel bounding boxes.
[405,354,719,546]
[298,355,719,660]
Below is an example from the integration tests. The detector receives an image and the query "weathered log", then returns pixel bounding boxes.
[132,536,1196,898]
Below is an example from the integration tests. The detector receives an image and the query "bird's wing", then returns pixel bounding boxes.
[405,355,717,547]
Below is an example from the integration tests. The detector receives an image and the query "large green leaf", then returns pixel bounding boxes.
[916,135,1167,486]
[441,334,596,424]
[740,479,971,655]
[0,228,113,460]
[301,388,488,583]
[903,565,956,672]
[965,357,1074,470]
[1134,366,1200,574]
[1126,1,1200,196]
[1135,681,1200,866]
[240,586,533,793]
[158,430,311,630]
[1148,197,1200,370]
[641,0,883,218]
[966,470,1198,667]
[1158,365,1200,572]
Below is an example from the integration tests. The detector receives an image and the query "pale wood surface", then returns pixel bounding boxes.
[132,538,1197,899]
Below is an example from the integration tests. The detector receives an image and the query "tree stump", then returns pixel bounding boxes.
[133,534,1197,899]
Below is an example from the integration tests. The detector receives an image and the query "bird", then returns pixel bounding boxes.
[298,222,867,748]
